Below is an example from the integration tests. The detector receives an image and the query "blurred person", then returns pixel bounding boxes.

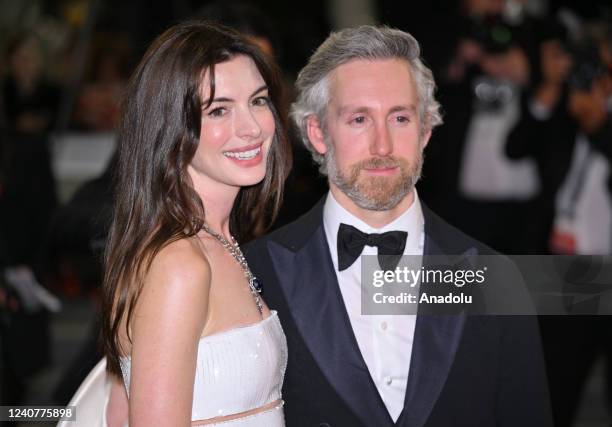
[506,19,575,254]
[508,26,612,255]
[548,34,612,427]
[2,34,60,135]
[72,34,132,132]
[0,33,60,266]
[246,25,552,426]
[0,32,61,410]
[550,36,611,256]
[411,0,540,253]
[509,25,612,427]
[98,21,291,426]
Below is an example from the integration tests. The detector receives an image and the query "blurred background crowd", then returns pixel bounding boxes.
[0,0,610,426]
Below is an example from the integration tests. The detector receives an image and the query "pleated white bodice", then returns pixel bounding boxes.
[119,310,287,425]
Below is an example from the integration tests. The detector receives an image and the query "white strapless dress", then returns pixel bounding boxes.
[119,310,287,426]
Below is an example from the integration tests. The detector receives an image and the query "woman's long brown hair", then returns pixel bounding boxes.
[102,21,291,376]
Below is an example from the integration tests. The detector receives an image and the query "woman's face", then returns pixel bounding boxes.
[189,54,275,192]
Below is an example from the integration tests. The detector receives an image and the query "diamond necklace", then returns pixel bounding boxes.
[201,224,263,315]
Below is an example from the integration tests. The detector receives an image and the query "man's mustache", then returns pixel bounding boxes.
[357,157,406,170]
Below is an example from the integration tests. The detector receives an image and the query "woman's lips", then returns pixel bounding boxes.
[223,143,264,166]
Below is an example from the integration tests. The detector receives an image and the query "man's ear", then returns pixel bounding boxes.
[306,115,327,155]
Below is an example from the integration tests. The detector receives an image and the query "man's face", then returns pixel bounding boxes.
[308,58,430,211]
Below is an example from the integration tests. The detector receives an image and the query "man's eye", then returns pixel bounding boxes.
[351,116,366,124]
[395,115,410,123]
[252,96,269,107]
[207,107,227,117]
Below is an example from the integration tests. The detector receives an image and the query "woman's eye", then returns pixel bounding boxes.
[207,107,227,117]
[252,96,269,107]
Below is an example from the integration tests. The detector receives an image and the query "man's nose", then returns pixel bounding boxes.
[235,107,262,139]
[370,122,393,156]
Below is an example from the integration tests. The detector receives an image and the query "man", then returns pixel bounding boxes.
[246,25,552,426]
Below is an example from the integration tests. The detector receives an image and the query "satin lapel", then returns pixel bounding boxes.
[398,230,467,427]
[267,227,393,427]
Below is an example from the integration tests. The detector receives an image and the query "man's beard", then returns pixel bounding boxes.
[325,142,424,211]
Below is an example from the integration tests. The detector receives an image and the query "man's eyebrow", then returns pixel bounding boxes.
[389,104,417,114]
[336,105,370,116]
[202,85,268,107]
[336,104,417,116]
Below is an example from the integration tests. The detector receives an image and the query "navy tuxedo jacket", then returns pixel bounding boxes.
[245,199,553,427]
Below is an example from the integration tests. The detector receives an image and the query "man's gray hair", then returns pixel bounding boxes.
[290,25,443,172]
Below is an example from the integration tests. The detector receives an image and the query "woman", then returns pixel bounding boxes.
[101,21,291,426]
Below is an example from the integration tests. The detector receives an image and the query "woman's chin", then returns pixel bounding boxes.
[231,170,267,187]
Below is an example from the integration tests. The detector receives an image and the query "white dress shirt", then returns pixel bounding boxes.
[323,190,425,421]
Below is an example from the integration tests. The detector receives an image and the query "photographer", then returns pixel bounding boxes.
[507,24,612,427]
[505,20,575,254]
[552,40,611,255]
[423,0,538,253]
[507,25,611,255]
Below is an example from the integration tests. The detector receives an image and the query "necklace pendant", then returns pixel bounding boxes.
[251,277,263,293]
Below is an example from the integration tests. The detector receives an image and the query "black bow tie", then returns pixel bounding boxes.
[337,223,407,271]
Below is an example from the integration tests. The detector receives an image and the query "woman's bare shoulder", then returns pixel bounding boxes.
[133,237,211,336]
[147,238,211,288]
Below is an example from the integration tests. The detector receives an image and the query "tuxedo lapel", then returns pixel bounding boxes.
[267,202,393,427]
[400,310,466,427]
[397,208,469,427]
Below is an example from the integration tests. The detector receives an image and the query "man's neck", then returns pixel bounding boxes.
[329,185,415,229]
